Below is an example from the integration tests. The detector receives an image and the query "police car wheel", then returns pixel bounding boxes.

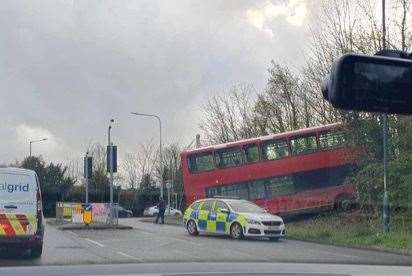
[187,220,198,236]
[230,223,243,240]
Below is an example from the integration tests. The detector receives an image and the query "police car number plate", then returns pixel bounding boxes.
[267,226,280,231]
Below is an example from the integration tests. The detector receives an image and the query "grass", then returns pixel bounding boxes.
[287,211,412,254]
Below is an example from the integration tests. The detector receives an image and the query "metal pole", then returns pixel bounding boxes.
[108,123,114,225]
[85,152,89,205]
[382,0,390,232]
[158,116,164,199]
[167,183,171,215]
[28,138,48,157]
[85,177,89,204]
[130,112,163,199]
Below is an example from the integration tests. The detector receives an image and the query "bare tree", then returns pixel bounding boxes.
[255,62,310,134]
[122,141,158,191]
[122,153,140,190]
[200,84,260,144]
[392,0,412,51]
[66,159,81,185]
[198,0,412,145]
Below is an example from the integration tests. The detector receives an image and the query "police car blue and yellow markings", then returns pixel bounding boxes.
[184,203,248,235]
[190,209,199,220]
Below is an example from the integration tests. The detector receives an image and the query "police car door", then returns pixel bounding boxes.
[197,200,214,232]
[214,200,230,234]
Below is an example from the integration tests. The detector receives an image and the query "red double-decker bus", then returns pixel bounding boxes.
[181,123,358,215]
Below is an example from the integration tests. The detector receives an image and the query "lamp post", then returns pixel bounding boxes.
[130,112,163,199]
[108,119,115,225]
[381,0,390,233]
[29,138,48,157]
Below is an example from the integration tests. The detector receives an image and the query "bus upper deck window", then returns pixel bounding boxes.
[188,152,214,173]
[214,147,242,168]
[290,135,317,155]
[262,139,289,160]
[244,144,259,163]
[319,132,346,149]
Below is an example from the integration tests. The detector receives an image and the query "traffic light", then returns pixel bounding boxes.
[83,156,93,179]
[106,145,117,173]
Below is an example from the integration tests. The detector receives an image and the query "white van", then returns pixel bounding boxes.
[0,168,44,258]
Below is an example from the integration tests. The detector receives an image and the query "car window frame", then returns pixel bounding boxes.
[213,200,229,212]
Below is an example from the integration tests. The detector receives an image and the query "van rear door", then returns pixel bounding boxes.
[0,172,38,237]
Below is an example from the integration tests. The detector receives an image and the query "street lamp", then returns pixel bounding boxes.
[130,112,164,199]
[29,138,48,157]
[108,119,115,225]
[381,0,390,233]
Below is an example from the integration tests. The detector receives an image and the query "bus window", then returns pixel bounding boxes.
[294,165,353,192]
[319,131,346,149]
[188,152,214,173]
[234,184,249,199]
[244,144,259,163]
[206,187,218,198]
[262,139,289,160]
[265,176,295,198]
[214,147,242,168]
[290,135,317,155]
[249,180,266,200]
[223,183,248,199]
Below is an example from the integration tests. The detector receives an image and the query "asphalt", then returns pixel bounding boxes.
[0,218,411,267]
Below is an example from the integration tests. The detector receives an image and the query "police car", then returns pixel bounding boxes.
[0,168,44,258]
[183,198,285,241]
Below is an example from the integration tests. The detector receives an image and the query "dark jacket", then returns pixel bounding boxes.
[157,199,166,212]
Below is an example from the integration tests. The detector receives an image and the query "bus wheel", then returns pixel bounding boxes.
[230,223,244,240]
[187,220,198,236]
[335,194,355,212]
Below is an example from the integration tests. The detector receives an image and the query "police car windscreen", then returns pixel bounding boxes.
[228,201,265,213]
[0,173,37,213]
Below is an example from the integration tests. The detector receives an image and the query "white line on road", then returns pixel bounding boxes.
[67,230,78,237]
[116,251,144,262]
[84,238,105,248]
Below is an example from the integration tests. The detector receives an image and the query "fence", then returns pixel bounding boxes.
[56,202,119,225]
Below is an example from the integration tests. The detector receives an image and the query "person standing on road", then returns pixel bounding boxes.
[155,197,166,224]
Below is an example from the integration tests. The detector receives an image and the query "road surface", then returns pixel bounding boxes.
[0,218,411,267]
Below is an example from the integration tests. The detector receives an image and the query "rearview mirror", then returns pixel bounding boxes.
[322,54,412,115]
[220,208,230,214]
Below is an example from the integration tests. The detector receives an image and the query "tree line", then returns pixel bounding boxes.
[199,0,412,217]
[9,140,184,217]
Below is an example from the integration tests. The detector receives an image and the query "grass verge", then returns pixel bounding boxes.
[287,211,412,255]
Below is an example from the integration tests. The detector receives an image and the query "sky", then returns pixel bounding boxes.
[0,0,318,166]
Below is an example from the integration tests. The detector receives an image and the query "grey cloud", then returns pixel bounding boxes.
[0,0,313,164]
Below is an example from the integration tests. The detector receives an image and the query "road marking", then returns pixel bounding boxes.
[116,251,144,262]
[84,238,104,248]
[67,230,78,237]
